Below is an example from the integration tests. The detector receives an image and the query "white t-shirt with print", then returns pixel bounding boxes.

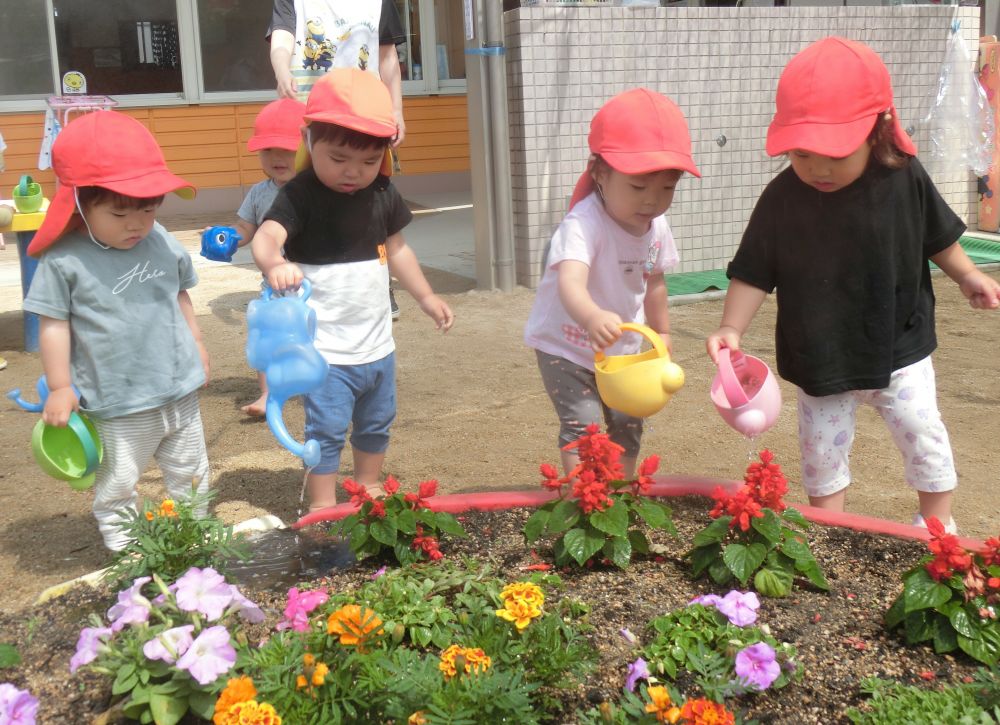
[292,0,381,95]
[524,192,680,371]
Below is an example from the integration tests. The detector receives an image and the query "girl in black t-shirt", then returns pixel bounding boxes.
[706,37,1000,534]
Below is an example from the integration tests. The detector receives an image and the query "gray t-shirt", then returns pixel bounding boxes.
[237,178,280,227]
[24,223,205,419]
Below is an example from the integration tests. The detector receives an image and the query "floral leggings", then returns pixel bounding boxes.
[797,357,957,498]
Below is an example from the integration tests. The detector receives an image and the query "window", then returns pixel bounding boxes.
[197,0,274,93]
[0,1,54,98]
[52,0,183,95]
[434,0,466,82]
[394,0,424,84]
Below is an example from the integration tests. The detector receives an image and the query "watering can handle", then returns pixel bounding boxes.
[717,347,751,407]
[17,175,32,197]
[66,412,101,476]
[593,322,669,363]
[261,278,312,303]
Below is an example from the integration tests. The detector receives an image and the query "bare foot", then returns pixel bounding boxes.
[240,395,267,417]
[309,500,338,513]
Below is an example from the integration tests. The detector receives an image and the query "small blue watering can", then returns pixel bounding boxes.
[246,280,327,467]
[8,375,81,413]
[200,226,242,262]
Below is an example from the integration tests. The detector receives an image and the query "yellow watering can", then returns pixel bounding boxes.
[594,323,685,418]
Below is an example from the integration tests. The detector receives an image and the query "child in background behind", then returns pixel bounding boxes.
[524,88,699,478]
[705,37,1000,533]
[23,111,211,551]
[251,68,453,511]
[237,98,306,417]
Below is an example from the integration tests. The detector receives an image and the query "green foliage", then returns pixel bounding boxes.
[688,506,828,597]
[576,685,756,725]
[103,489,248,590]
[970,666,1000,711]
[884,549,1000,666]
[846,676,1000,724]
[0,643,21,668]
[641,603,801,700]
[332,478,467,565]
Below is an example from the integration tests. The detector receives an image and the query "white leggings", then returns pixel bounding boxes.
[91,392,210,550]
[797,357,957,499]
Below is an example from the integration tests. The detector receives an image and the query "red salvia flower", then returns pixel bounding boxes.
[980,536,1000,567]
[367,500,386,519]
[383,475,400,495]
[343,478,372,508]
[925,516,974,581]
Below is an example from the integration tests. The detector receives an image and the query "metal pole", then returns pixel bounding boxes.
[484,0,516,292]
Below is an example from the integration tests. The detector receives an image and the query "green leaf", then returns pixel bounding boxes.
[690,544,721,577]
[692,517,731,547]
[0,644,21,668]
[112,668,139,696]
[902,569,952,613]
[149,691,188,725]
[632,499,671,530]
[779,532,813,561]
[548,499,581,534]
[958,634,999,666]
[754,566,793,597]
[589,501,629,538]
[884,595,906,629]
[780,507,810,529]
[948,606,981,639]
[903,610,934,644]
[750,509,782,544]
[794,558,830,591]
[708,557,733,586]
[395,508,417,534]
[188,690,216,720]
[628,529,650,555]
[433,512,466,537]
[932,616,959,653]
[369,518,398,547]
[562,527,605,566]
[603,536,632,569]
[523,508,550,542]
[349,524,369,552]
[723,542,767,585]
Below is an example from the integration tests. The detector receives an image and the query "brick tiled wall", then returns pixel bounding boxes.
[505,6,981,288]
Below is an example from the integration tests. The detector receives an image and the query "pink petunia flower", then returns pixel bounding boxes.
[69,626,113,673]
[107,577,152,632]
[0,683,39,725]
[175,626,236,685]
[174,567,233,621]
[229,587,265,623]
[734,642,780,691]
[716,590,760,627]
[276,587,329,632]
[625,657,651,692]
[142,625,195,664]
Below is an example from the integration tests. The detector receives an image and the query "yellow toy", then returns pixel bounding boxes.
[594,323,685,418]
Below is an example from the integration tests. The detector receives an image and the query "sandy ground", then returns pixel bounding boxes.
[0,218,998,613]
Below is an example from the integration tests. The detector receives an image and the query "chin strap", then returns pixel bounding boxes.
[73,187,110,250]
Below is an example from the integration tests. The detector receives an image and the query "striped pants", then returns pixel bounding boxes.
[91,392,210,551]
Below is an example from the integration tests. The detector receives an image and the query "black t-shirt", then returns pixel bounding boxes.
[264,168,412,265]
[267,0,406,46]
[728,157,965,397]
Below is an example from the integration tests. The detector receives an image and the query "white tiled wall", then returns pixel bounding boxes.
[505,6,981,288]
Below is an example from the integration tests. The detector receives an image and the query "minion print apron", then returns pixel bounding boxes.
[291,0,382,98]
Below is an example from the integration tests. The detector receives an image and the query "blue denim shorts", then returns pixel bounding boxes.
[302,353,396,474]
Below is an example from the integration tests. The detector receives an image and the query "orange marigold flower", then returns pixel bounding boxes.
[213,676,257,724]
[295,674,308,690]
[218,700,282,725]
[408,712,428,725]
[499,582,545,610]
[439,644,491,678]
[327,604,383,648]
[158,499,177,517]
[644,686,681,723]
[145,511,155,521]
[311,662,329,687]
[678,698,736,725]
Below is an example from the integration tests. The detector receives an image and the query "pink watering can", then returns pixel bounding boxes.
[710,347,781,437]
[246,280,327,467]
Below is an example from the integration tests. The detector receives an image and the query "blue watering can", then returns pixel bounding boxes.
[200,226,242,262]
[246,280,327,467]
[8,375,81,413]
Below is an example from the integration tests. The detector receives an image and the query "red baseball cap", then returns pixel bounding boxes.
[248,98,307,152]
[28,111,195,256]
[766,36,917,158]
[570,88,700,209]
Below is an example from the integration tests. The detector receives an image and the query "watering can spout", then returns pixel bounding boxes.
[265,397,320,467]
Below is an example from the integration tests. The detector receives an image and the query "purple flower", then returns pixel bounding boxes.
[690,593,723,608]
[174,567,233,621]
[0,683,39,725]
[372,566,387,580]
[175,626,235,685]
[716,590,760,627]
[619,627,637,644]
[276,587,329,632]
[69,626,113,673]
[107,577,152,632]
[625,657,651,692]
[734,642,780,691]
[229,588,265,624]
[142,625,195,664]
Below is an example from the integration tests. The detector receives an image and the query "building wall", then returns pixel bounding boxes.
[0,95,469,199]
[505,6,981,288]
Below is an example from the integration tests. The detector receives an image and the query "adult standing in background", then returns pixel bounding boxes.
[268,0,407,147]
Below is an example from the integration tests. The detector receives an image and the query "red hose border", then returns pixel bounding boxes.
[293,474,986,549]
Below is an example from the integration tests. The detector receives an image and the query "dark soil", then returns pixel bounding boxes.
[0,496,984,724]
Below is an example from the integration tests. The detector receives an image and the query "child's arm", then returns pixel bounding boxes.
[385,232,454,331]
[557,260,621,351]
[705,279,768,364]
[39,316,78,427]
[643,274,672,354]
[178,290,210,383]
[251,220,302,291]
[234,219,257,248]
[269,28,297,99]
[931,241,1000,310]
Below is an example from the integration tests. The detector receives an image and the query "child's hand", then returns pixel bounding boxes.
[418,294,454,332]
[706,326,742,364]
[266,263,304,292]
[957,270,1000,310]
[42,386,79,427]
[659,331,673,357]
[196,340,211,384]
[585,309,623,352]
